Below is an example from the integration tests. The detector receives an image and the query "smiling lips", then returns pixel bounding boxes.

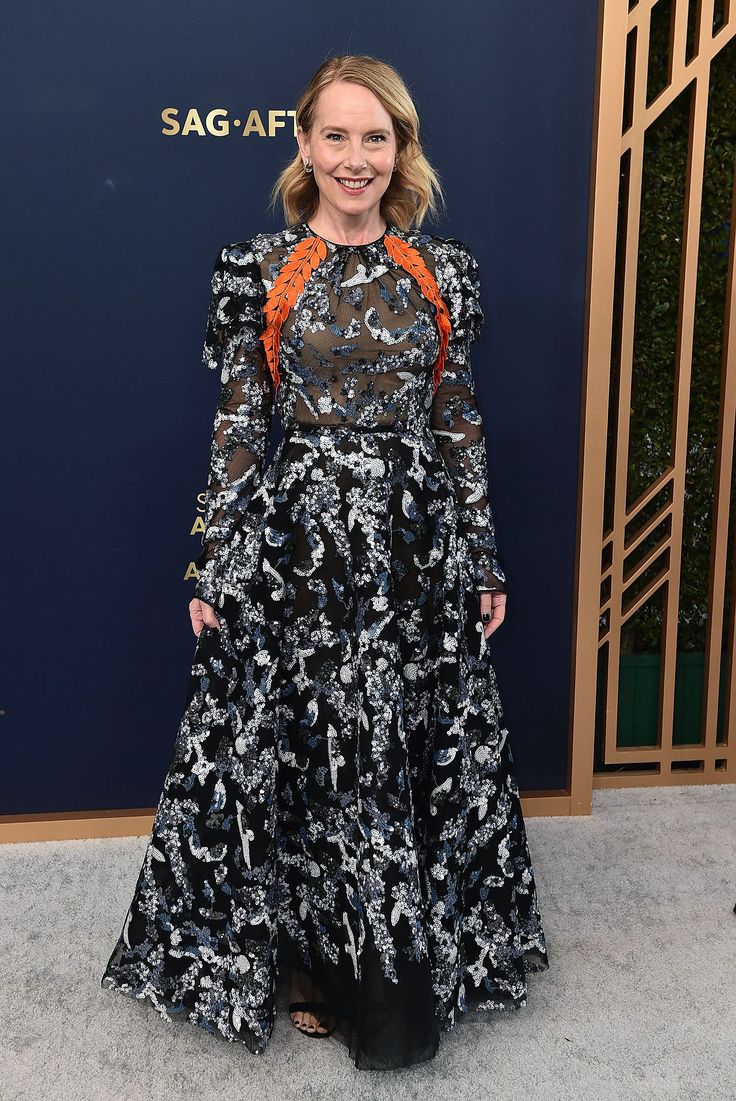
[335,177,373,192]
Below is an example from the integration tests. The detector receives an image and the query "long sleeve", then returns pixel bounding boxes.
[193,242,274,607]
[431,240,507,595]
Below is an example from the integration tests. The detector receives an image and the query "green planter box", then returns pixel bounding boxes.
[601,651,727,748]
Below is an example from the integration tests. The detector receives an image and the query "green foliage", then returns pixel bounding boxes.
[617,27,735,657]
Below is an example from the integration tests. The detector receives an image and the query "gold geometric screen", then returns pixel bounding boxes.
[572,0,736,797]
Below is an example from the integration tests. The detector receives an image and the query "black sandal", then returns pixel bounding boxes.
[288,999,337,1038]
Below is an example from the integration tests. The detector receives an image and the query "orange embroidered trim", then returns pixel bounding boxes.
[260,232,452,397]
[384,234,452,392]
[260,234,328,397]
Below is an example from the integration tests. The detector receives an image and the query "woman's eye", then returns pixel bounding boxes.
[325,133,387,143]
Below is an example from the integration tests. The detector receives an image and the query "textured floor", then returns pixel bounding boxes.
[1,783,734,1101]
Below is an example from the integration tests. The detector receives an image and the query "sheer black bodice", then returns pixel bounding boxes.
[193,222,507,609]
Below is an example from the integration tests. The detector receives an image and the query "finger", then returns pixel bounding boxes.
[200,605,221,630]
[189,599,221,635]
[480,595,505,638]
[484,603,505,637]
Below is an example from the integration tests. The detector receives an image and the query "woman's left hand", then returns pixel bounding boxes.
[481,591,506,637]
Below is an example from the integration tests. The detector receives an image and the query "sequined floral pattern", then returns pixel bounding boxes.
[100,221,549,1070]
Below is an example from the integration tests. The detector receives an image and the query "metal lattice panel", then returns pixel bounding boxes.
[573,0,736,797]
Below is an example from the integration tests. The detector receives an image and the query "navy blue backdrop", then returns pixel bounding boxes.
[1,2,597,814]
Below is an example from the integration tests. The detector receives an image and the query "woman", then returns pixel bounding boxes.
[101,54,549,1071]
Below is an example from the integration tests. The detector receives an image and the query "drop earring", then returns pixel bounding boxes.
[303,159,313,174]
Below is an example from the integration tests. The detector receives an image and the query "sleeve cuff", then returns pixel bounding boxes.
[471,553,508,594]
[192,554,222,608]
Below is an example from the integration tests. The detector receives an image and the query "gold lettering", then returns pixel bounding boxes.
[205,109,230,137]
[242,110,267,137]
[268,110,288,137]
[161,109,297,138]
[161,107,180,135]
[181,109,207,136]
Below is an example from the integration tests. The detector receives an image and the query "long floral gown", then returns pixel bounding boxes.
[100,220,550,1070]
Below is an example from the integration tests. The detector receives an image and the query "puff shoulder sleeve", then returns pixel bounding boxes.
[192,242,274,607]
[430,239,507,594]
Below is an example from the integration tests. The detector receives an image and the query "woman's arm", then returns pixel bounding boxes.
[431,240,507,595]
[193,242,274,609]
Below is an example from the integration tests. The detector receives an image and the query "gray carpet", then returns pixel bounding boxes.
[1,784,734,1101]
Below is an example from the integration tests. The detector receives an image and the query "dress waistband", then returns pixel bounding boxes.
[285,420,421,434]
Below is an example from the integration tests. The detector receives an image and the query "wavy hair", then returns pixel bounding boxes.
[268,55,446,232]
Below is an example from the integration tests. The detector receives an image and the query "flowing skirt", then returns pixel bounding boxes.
[100,423,549,1070]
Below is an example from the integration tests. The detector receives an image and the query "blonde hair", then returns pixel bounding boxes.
[268,54,446,232]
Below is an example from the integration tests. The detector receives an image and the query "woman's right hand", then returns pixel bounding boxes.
[189,597,221,637]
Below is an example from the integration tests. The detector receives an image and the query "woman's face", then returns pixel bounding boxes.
[297,80,398,223]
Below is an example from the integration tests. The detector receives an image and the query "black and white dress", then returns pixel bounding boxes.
[100,220,550,1070]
